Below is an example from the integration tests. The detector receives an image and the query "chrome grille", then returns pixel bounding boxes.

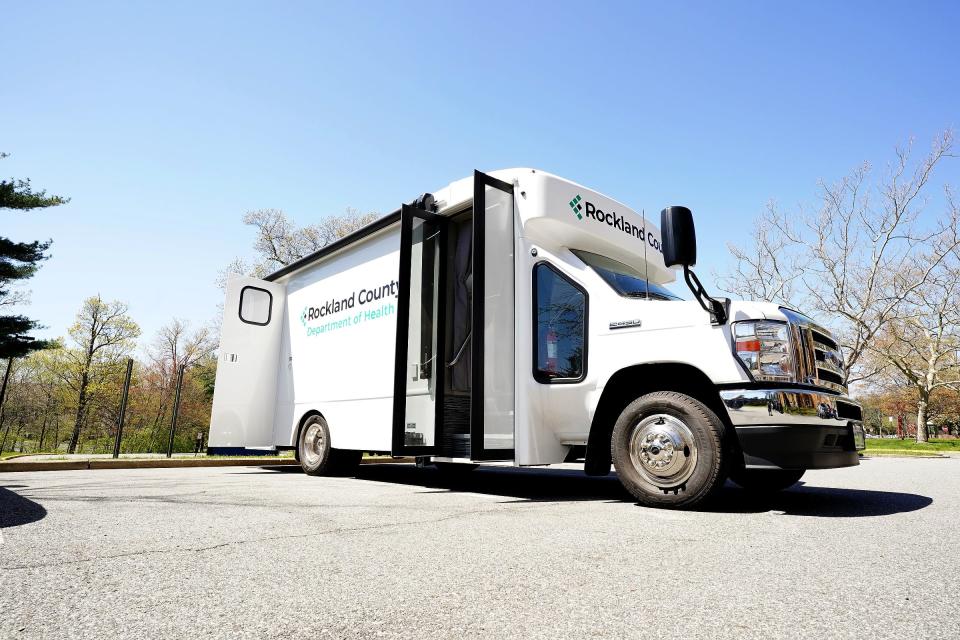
[780,308,847,394]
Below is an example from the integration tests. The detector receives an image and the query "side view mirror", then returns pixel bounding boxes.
[660,205,728,325]
[660,206,697,268]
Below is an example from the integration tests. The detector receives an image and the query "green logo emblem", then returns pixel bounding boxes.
[568,194,583,220]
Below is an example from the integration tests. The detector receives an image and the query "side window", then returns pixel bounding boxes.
[533,263,587,383]
[239,286,272,326]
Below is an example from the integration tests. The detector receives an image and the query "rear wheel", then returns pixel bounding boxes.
[297,415,360,476]
[729,468,804,492]
[611,391,727,508]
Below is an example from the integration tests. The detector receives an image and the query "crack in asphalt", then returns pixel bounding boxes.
[1,501,563,571]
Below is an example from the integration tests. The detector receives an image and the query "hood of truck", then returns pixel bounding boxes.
[726,299,789,323]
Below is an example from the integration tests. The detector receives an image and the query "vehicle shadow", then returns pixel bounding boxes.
[363,465,633,503]
[701,483,933,517]
[250,464,933,517]
[0,486,48,528]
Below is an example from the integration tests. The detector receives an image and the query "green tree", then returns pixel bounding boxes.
[0,152,68,360]
[57,296,140,453]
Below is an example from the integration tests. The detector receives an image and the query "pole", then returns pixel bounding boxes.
[112,358,134,459]
[166,365,185,458]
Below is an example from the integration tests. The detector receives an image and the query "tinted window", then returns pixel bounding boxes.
[572,249,682,301]
[534,263,586,382]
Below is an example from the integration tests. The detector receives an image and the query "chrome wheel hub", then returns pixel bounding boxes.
[302,422,325,466]
[629,414,698,488]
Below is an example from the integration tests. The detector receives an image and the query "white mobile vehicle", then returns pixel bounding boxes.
[210,169,865,507]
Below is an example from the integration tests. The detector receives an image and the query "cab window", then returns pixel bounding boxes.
[533,263,587,383]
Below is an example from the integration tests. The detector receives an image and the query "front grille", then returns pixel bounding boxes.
[781,308,848,394]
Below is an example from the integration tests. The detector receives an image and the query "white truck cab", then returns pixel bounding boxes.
[209,169,866,507]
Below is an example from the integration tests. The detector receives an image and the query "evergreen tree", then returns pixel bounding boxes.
[0,152,68,358]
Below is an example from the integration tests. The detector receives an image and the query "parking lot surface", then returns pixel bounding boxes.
[2,457,958,639]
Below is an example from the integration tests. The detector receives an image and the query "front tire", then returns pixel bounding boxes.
[611,391,727,508]
[729,468,804,492]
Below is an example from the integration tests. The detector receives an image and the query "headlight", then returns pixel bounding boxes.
[733,320,794,381]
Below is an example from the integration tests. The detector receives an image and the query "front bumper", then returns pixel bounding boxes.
[720,388,865,470]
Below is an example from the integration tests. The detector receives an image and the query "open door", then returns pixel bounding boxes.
[392,204,447,456]
[392,172,515,461]
[209,275,286,451]
[471,171,516,460]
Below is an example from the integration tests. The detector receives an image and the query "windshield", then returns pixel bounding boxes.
[572,249,683,301]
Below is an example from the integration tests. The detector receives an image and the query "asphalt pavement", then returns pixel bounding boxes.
[1,457,958,639]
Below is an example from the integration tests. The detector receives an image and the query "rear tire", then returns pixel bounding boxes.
[297,415,360,476]
[611,391,727,508]
[729,468,804,492]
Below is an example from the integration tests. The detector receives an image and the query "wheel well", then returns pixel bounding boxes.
[294,410,324,448]
[584,363,732,475]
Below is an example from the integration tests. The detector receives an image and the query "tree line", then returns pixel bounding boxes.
[0,151,377,455]
[720,130,960,442]
[0,299,217,455]
[5,135,955,453]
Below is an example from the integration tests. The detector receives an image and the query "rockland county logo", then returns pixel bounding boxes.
[299,279,398,337]
[568,193,663,253]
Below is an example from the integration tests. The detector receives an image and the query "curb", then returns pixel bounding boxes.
[0,456,414,473]
[860,452,950,459]
[0,458,299,473]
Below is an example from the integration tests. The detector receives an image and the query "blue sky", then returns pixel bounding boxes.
[3,1,958,345]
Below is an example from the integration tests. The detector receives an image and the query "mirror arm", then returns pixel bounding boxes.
[683,266,729,325]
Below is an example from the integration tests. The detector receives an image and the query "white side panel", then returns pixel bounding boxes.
[209,276,287,449]
[482,183,515,450]
[279,226,401,450]
[271,309,295,446]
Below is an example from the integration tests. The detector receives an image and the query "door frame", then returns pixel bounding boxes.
[470,170,517,461]
[391,204,447,456]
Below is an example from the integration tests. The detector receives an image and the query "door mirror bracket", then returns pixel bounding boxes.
[661,206,728,325]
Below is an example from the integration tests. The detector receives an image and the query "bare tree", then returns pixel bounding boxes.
[220,207,380,285]
[868,193,960,441]
[721,130,959,388]
[718,201,804,307]
[144,318,216,445]
[149,318,217,381]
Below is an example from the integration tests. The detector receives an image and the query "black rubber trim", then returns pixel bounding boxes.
[238,286,273,326]
[532,261,588,384]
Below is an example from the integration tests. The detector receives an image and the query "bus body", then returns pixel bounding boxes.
[209,169,865,507]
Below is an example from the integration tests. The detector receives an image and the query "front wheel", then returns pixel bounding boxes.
[611,391,727,508]
[729,468,804,492]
